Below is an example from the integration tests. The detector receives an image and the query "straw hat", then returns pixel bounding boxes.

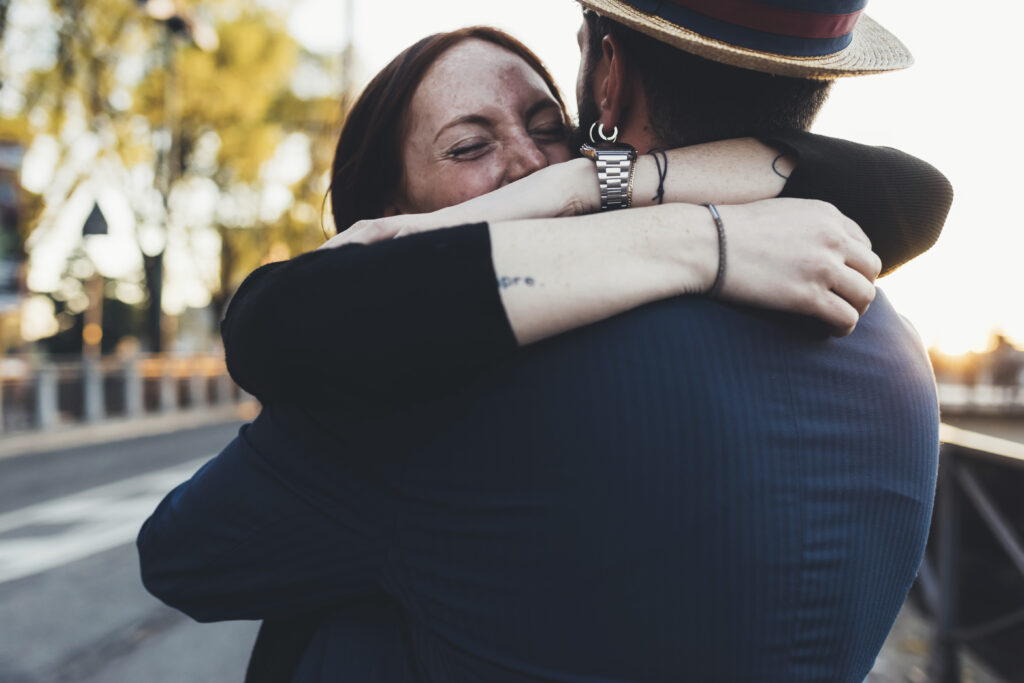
[577,0,913,79]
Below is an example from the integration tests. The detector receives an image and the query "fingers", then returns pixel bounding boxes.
[318,233,355,250]
[317,219,400,249]
[817,290,862,337]
[844,241,883,282]
[830,263,877,316]
[838,214,872,250]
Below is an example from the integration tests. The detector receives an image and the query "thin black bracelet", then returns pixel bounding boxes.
[704,203,727,298]
[647,147,669,205]
[771,153,791,181]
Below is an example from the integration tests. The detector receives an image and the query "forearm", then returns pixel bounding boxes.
[221,223,515,405]
[630,138,793,207]
[490,205,716,345]
[409,138,791,227]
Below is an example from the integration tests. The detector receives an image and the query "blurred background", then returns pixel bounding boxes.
[0,1,1021,682]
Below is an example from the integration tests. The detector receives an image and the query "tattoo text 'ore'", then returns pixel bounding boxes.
[497,276,537,289]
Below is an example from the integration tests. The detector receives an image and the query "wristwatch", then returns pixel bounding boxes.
[579,141,638,211]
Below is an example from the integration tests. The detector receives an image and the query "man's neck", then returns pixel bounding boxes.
[615,93,659,153]
[619,125,659,154]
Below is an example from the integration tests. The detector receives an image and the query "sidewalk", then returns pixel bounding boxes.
[0,402,259,461]
[870,603,1005,683]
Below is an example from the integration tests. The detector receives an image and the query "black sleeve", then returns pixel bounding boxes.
[221,222,516,406]
[761,130,954,275]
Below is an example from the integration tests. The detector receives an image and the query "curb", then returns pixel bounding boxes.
[0,402,260,461]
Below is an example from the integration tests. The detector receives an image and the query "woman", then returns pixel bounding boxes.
[140,27,951,682]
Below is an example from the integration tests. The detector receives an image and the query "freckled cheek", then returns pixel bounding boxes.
[435,164,504,206]
[544,142,574,165]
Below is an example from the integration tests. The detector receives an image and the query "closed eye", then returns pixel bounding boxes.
[530,122,569,141]
[448,140,494,160]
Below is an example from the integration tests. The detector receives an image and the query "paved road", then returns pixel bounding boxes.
[0,422,260,683]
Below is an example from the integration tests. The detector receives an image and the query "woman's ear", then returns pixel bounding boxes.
[598,33,631,132]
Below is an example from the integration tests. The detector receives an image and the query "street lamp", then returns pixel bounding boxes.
[135,0,217,353]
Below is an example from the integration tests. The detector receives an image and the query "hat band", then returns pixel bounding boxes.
[668,0,863,39]
[625,0,864,57]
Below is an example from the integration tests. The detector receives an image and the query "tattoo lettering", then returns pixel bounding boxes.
[497,276,537,289]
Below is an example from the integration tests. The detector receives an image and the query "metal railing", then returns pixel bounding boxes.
[0,354,246,433]
[919,424,1024,681]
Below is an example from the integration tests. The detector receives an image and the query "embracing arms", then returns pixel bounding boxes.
[222,133,952,406]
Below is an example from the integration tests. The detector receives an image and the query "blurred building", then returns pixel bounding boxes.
[932,336,1024,389]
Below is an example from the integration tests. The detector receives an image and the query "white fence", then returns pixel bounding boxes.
[0,354,247,433]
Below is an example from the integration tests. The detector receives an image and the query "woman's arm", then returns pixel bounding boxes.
[341,134,952,274]
[764,131,953,274]
[221,224,515,405]
[487,199,875,345]
[223,199,872,405]
[332,139,789,243]
[224,135,948,406]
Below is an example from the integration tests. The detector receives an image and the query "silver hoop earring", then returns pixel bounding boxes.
[589,122,619,144]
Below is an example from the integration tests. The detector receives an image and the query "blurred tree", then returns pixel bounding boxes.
[133,13,342,318]
[7,0,343,350]
[0,0,10,69]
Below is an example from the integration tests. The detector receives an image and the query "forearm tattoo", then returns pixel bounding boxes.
[497,276,537,289]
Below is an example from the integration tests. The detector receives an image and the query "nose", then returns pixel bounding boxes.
[503,136,548,186]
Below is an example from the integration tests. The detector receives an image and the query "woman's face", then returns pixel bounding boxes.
[395,39,572,214]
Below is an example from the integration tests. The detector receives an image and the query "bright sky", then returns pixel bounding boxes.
[292,1,1017,355]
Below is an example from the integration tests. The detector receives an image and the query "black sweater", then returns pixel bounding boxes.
[221,131,953,407]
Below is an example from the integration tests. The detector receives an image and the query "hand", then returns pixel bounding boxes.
[318,214,430,249]
[716,199,882,337]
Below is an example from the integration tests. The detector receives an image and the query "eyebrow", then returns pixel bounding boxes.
[434,115,492,144]
[433,98,563,144]
[525,98,562,123]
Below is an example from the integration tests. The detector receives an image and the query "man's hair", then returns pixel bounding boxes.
[583,12,833,147]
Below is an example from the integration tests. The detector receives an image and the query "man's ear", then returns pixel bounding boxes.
[598,33,631,133]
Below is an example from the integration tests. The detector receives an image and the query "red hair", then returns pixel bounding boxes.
[328,27,569,232]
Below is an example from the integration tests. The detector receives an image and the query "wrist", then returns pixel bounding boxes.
[567,157,601,215]
[630,155,657,208]
[642,205,718,297]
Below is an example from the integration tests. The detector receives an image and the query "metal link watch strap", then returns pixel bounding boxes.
[594,150,635,211]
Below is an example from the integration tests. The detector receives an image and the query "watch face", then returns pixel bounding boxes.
[579,142,638,159]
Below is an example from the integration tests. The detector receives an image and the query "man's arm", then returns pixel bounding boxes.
[137,407,394,621]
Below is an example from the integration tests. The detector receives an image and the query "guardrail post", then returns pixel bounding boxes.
[82,358,104,423]
[159,362,176,414]
[35,363,58,430]
[215,372,233,405]
[189,371,207,409]
[928,448,962,682]
[124,357,143,418]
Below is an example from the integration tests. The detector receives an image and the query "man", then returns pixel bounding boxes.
[140,2,951,680]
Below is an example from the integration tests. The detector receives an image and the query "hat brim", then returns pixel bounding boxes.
[577,0,913,79]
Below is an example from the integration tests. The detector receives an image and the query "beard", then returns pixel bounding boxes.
[571,74,604,153]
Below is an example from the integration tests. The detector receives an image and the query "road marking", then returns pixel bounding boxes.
[0,456,212,584]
